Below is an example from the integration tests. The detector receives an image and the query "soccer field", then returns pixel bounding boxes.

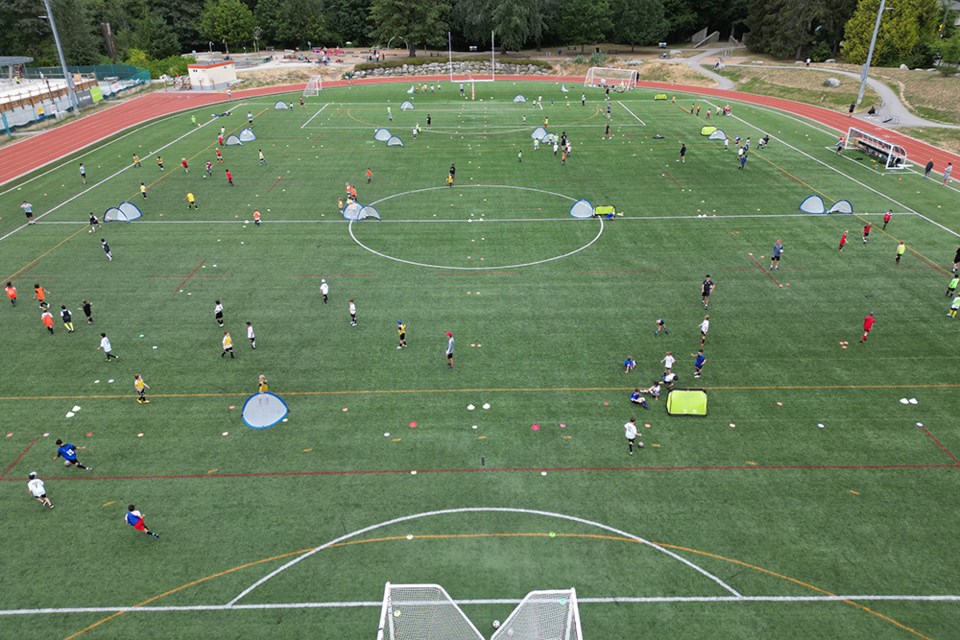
[1,80,959,640]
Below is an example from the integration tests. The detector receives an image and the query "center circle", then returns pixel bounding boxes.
[349,185,604,271]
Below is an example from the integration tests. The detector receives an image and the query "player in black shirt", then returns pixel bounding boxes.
[81,299,93,324]
[701,276,714,309]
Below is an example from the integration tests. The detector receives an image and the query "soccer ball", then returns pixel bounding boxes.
[492,620,501,629]
[638,442,645,448]
[64,460,72,466]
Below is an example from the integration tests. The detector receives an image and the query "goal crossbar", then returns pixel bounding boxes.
[584,67,638,91]
[844,127,907,170]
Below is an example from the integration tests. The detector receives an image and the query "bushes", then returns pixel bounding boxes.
[125,48,196,79]
[353,57,552,72]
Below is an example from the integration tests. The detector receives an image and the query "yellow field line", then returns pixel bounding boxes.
[64,532,933,640]
[4,225,89,283]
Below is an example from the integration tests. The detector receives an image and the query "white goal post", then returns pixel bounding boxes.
[844,127,908,170]
[584,67,638,91]
[491,589,583,640]
[304,75,322,97]
[377,583,485,640]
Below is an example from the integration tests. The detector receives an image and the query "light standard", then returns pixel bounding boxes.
[856,0,891,106]
[39,0,80,115]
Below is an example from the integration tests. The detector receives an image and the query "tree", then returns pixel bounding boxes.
[608,0,667,49]
[369,0,451,57]
[746,0,817,59]
[326,0,372,45]
[662,0,698,41]
[556,0,611,54]
[200,0,256,53]
[257,0,328,48]
[842,0,942,66]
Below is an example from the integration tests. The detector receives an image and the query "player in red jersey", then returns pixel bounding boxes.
[860,313,875,343]
[882,210,892,229]
[862,222,871,244]
[839,230,848,252]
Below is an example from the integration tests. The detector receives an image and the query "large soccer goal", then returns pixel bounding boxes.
[584,67,638,91]
[844,127,908,170]
[303,75,322,97]
[376,583,583,640]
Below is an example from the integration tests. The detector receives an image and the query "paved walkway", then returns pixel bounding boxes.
[679,47,959,129]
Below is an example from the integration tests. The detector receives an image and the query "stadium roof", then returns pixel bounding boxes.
[0,56,33,67]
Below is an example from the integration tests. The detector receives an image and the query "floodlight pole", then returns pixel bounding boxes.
[856,0,887,106]
[491,30,495,81]
[41,0,80,115]
[448,31,453,83]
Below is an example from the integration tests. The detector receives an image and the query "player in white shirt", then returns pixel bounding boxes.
[699,315,710,346]
[348,299,357,326]
[320,279,329,304]
[445,331,455,368]
[661,352,676,371]
[246,322,256,349]
[623,417,642,455]
[28,472,54,508]
[98,332,118,361]
[214,300,224,327]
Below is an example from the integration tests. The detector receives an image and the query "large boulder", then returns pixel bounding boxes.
[823,77,841,88]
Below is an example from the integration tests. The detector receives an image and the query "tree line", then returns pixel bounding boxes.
[0,0,955,74]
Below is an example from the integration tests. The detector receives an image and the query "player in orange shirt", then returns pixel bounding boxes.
[41,310,54,334]
[5,281,16,306]
[253,209,261,226]
[365,167,373,184]
[34,283,49,310]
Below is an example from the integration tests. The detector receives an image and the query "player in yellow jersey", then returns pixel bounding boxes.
[134,374,150,404]
[396,320,407,349]
[258,375,268,393]
[221,331,235,358]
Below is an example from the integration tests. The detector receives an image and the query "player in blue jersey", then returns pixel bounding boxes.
[125,504,160,539]
[629,388,649,409]
[693,349,707,378]
[53,439,91,471]
[624,356,636,373]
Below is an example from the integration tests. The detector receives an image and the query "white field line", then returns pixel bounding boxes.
[0,110,241,244]
[299,103,329,129]
[35,212,913,226]
[227,507,741,606]
[3,594,959,616]
[617,101,646,125]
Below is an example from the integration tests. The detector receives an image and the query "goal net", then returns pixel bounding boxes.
[844,127,908,170]
[377,583,484,640]
[584,67,638,91]
[491,589,583,640]
[304,75,322,97]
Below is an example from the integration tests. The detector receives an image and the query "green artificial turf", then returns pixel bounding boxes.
[0,81,959,639]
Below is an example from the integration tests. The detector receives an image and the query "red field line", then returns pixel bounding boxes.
[662,171,684,189]
[0,436,40,478]
[2,461,955,483]
[920,426,960,465]
[266,175,284,193]
[5,75,958,190]
[746,252,783,287]
[172,259,206,295]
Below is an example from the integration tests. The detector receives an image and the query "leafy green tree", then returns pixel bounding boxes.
[326,0,372,45]
[746,0,817,59]
[257,0,328,48]
[50,0,101,64]
[662,0,698,41]
[369,0,451,57]
[842,0,942,66]
[200,0,256,53]
[0,0,56,63]
[608,0,667,49]
[556,0,611,54]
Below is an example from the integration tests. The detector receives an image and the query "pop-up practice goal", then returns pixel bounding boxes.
[666,388,708,416]
[584,67,638,91]
[376,583,582,640]
[845,127,908,170]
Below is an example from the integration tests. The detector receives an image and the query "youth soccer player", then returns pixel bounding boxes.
[258,375,268,393]
[320,279,329,304]
[896,241,906,264]
[349,300,357,326]
[661,352,675,372]
[41,310,54,334]
[99,332,118,360]
[214,300,224,327]
[699,315,710,347]
[397,321,407,349]
[125,505,160,539]
[860,313,876,343]
[253,210,261,225]
[205,160,213,177]
[693,349,706,378]
[88,212,102,233]
[34,283,49,310]
[134,374,150,404]
[5,281,16,306]
[366,167,372,183]
[770,240,783,269]
[883,210,892,229]
[629,389,649,409]
[258,149,266,166]
[445,331,455,368]
[101,239,112,261]
[54,439,91,471]
[701,275,714,309]
[81,299,93,324]
[653,319,669,336]
[132,154,141,167]
[952,246,960,273]
[180,158,189,173]
[21,200,35,224]
[862,223,871,244]
[225,169,234,186]
[623,417,641,455]
[186,193,198,210]
[140,183,147,199]
[156,156,164,170]
[60,305,74,332]
[246,322,256,349]
[950,297,960,318]
[839,231,848,252]
[79,163,87,184]
[28,472,54,508]
[946,275,958,297]
[215,148,223,163]
[643,381,661,400]
[624,356,636,373]
[222,331,235,358]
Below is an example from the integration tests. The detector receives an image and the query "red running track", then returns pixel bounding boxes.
[2,76,958,187]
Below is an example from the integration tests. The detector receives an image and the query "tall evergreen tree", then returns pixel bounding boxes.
[369,0,451,57]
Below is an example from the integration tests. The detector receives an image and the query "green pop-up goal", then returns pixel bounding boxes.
[666,389,708,416]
